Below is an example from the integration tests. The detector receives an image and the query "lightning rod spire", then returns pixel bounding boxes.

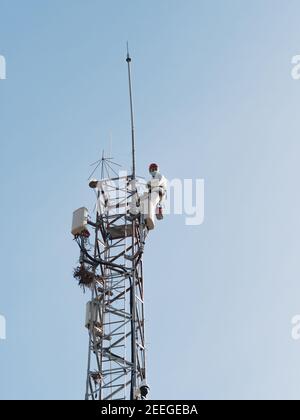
[126,43,136,180]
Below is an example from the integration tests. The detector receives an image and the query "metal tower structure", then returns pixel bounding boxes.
[72,51,152,401]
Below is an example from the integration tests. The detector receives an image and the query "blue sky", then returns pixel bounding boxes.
[1,0,300,400]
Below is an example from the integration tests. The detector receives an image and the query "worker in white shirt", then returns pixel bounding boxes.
[147,163,167,191]
[129,163,167,229]
[147,163,167,221]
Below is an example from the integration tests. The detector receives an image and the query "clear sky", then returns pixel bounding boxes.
[1,0,300,400]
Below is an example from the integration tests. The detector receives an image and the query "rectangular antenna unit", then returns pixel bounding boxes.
[71,207,89,236]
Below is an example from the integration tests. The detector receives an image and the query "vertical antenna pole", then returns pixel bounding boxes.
[126,44,136,180]
[127,44,138,399]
